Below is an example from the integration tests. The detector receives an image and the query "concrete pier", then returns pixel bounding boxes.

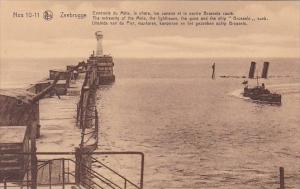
[0,32,144,189]
[37,74,84,152]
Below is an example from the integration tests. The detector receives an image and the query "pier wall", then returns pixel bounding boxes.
[87,55,115,85]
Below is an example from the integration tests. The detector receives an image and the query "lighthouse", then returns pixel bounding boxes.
[87,31,115,85]
[95,31,103,57]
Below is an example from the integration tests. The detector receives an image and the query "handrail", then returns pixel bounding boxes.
[91,157,140,189]
[78,65,99,148]
[76,167,105,189]
[6,158,106,189]
[2,178,31,188]
[1,151,144,189]
[68,158,121,189]
[0,151,144,156]
[22,157,127,189]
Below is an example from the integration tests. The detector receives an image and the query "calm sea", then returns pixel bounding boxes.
[1,57,300,188]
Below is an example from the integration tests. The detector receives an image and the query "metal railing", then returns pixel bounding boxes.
[1,151,144,189]
[76,64,99,149]
[91,157,141,189]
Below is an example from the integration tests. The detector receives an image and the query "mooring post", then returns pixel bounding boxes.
[280,167,284,189]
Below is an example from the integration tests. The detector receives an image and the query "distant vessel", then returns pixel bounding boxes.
[242,61,281,105]
[243,83,281,105]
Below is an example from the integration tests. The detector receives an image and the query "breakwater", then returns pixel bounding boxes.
[0,31,144,189]
[0,59,95,184]
[0,56,144,189]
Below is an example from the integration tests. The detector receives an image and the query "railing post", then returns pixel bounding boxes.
[62,159,65,189]
[31,124,38,189]
[140,154,144,189]
[49,161,52,189]
[76,103,79,126]
[75,147,81,185]
[27,166,29,189]
[4,178,7,189]
[95,109,99,143]
[68,160,70,183]
[79,99,84,129]
[124,179,127,189]
[280,167,284,189]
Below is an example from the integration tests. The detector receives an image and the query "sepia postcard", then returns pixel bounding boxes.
[0,1,299,188]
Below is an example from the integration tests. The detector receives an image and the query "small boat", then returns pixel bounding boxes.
[243,84,281,104]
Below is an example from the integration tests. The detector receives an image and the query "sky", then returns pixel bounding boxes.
[0,1,299,58]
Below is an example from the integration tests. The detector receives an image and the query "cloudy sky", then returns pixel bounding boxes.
[0,1,299,58]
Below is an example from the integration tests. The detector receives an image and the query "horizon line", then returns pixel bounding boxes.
[1,56,300,60]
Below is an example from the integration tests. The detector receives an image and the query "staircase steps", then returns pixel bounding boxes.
[0,143,26,181]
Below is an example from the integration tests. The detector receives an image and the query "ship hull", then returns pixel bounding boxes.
[243,86,281,105]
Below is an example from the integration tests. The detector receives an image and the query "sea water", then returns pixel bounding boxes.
[1,57,299,188]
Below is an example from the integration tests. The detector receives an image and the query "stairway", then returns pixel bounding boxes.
[0,144,26,181]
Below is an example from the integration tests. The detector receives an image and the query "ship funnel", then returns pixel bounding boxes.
[261,61,269,79]
[248,61,256,79]
[95,31,103,57]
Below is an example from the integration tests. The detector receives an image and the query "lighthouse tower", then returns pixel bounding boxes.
[87,31,115,85]
[95,31,103,57]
